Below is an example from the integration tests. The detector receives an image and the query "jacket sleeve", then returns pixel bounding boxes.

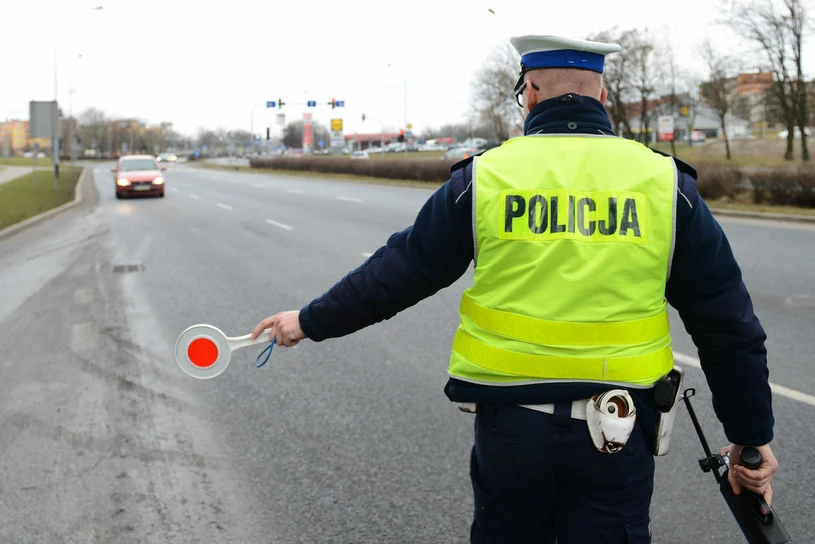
[299,164,475,342]
[666,170,773,446]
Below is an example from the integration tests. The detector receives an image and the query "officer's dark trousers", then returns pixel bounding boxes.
[470,404,654,544]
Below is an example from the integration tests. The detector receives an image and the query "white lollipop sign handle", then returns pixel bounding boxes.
[175,324,272,379]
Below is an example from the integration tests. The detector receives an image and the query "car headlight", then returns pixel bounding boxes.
[117,178,131,186]
[152,176,164,185]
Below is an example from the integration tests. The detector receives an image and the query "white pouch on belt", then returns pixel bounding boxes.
[586,389,637,454]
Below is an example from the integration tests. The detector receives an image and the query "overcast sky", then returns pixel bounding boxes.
[2,0,809,138]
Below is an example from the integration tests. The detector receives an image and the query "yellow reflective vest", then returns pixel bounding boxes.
[448,135,677,388]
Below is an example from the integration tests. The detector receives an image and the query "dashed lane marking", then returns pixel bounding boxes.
[265,219,293,231]
[673,351,815,407]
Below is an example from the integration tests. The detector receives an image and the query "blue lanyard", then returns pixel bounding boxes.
[255,338,276,368]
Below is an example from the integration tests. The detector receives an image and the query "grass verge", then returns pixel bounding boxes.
[0,167,82,231]
[707,199,815,217]
[0,156,54,167]
[198,160,443,189]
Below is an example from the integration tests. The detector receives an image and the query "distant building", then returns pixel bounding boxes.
[0,119,51,154]
[734,71,774,128]
[626,95,751,142]
[108,119,147,155]
[345,132,401,150]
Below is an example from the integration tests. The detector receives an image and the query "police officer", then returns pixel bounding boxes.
[252,35,778,543]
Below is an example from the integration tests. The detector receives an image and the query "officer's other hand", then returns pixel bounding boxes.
[721,443,778,506]
[251,311,306,347]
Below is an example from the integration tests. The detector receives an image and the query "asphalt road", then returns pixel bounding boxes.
[0,163,813,543]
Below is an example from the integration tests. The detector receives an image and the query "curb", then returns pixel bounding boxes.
[0,167,97,241]
[709,207,815,224]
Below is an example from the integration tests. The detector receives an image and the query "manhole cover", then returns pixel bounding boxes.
[112,264,144,273]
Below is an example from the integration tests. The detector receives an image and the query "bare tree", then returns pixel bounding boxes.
[77,107,109,154]
[680,76,703,147]
[787,0,810,160]
[727,0,809,160]
[589,28,638,138]
[700,39,737,159]
[630,31,660,144]
[471,43,523,141]
[660,33,681,155]
[282,121,329,150]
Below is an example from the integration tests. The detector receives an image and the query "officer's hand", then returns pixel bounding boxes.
[722,443,778,506]
[251,311,306,347]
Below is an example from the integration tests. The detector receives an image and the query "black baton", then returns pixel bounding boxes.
[681,388,793,544]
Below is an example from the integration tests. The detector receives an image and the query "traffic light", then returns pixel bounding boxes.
[398,129,405,143]
[266,128,270,140]
[361,113,366,121]
[278,98,285,110]
[329,98,336,109]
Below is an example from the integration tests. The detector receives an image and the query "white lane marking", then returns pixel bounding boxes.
[673,351,815,408]
[361,252,373,258]
[265,219,293,231]
[337,196,363,203]
[217,203,233,210]
[287,189,304,194]
[254,183,263,188]
[225,179,238,184]
[169,187,179,192]
[71,322,97,353]
[73,287,94,305]
[190,194,201,200]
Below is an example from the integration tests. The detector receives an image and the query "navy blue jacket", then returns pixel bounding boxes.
[299,94,773,447]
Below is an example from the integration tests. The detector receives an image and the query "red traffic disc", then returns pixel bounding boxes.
[175,324,233,379]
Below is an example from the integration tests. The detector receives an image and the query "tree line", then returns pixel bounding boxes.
[469,0,812,161]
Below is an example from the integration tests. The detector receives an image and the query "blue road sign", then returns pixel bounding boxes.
[307,100,317,107]
[266,101,276,108]
[202,145,208,151]
[194,149,200,158]
[318,140,324,148]
[335,100,345,107]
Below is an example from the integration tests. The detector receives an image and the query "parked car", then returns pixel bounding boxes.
[111,154,166,198]
[690,131,707,144]
[441,146,481,161]
[351,151,370,159]
[778,127,811,139]
[156,152,178,162]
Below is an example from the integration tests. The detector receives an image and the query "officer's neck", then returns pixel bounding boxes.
[523,94,614,137]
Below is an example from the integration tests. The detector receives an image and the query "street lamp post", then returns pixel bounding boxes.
[68,54,83,165]
[387,63,409,158]
[249,103,266,155]
[55,5,104,168]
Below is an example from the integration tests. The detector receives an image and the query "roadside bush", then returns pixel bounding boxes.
[250,157,452,183]
[749,168,815,208]
[248,157,815,208]
[694,164,743,201]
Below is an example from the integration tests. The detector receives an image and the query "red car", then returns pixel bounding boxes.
[111,154,166,198]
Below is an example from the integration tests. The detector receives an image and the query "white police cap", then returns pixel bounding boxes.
[511,35,622,74]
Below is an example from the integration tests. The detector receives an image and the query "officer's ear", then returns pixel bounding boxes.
[599,85,608,105]
[526,81,540,113]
